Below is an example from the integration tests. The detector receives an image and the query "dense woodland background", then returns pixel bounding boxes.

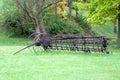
[0,0,120,48]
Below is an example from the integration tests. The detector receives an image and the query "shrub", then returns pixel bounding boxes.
[4,17,34,37]
[49,20,65,35]
[74,13,92,33]
[4,17,21,37]
[62,20,84,34]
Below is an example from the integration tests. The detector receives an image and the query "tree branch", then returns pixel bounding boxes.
[41,0,61,12]
[16,0,34,19]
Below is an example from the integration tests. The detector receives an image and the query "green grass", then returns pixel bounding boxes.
[0,27,30,46]
[0,46,120,80]
[0,37,30,46]
[0,34,120,80]
[0,16,119,80]
[92,24,117,38]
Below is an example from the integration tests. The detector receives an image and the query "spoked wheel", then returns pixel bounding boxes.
[27,42,42,54]
[101,47,112,54]
[32,46,43,54]
[27,32,45,54]
[104,47,112,54]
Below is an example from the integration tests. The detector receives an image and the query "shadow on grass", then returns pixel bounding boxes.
[29,49,112,57]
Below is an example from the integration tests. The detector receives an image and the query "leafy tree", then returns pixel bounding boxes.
[54,1,58,21]
[15,0,61,35]
[87,0,120,48]
[1,0,34,36]
[57,0,69,19]
[73,1,89,11]
[1,0,17,23]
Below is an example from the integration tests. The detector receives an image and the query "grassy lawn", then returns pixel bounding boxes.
[0,23,120,80]
[0,27,120,80]
[0,29,30,46]
[0,45,120,80]
[92,24,117,39]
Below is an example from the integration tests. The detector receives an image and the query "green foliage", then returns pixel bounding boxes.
[0,0,3,11]
[49,20,64,35]
[1,0,17,21]
[73,2,89,10]
[4,16,34,37]
[62,20,83,34]
[74,13,92,33]
[4,17,21,37]
[88,0,120,25]
[25,23,34,33]
[0,0,35,37]
[46,17,84,35]
[44,10,84,35]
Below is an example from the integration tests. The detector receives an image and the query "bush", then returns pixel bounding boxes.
[74,13,92,33]
[48,20,65,35]
[45,16,84,35]
[62,20,84,34]
[4,17,34,37]
[4,17,21,37]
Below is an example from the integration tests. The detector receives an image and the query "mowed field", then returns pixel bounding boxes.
[0,27,120,80]
[0,45,120,80]
[0,19,120,79]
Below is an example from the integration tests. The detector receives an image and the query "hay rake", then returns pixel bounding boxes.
[13,33,110,55]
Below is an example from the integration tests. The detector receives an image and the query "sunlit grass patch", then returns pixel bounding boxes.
[0,46,120,80]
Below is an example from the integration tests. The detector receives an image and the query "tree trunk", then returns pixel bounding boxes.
[68,0,73,19]
[114,19,117,34]
[40,21,46,34]
[55,2,58,21]
[34,17,40,33]
[117,5,120,48]
[35,25,40,33]
[114,25,117,34]
[75,6,78,18]
[35,25,40,39]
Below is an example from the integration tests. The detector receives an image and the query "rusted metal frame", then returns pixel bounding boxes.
[49,35,108,53]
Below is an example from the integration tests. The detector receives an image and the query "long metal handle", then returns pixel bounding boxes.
[13,43,35,55]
